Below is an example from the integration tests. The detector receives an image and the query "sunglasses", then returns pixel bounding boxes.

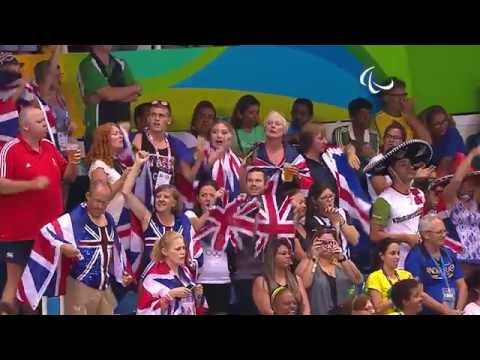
[151,100,170,106]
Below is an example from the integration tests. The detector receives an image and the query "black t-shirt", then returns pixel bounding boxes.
[305,157,337,196]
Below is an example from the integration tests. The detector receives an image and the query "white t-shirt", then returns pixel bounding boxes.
[185,210,230,284]
[372,186,425,268]
[88,160,125,224]
[464,302,480,315]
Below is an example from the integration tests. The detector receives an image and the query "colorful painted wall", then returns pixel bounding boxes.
[17,45,480,137]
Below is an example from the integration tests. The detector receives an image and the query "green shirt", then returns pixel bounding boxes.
[78,54,135,139]
[232,125,265,157]
[371,197,391,227]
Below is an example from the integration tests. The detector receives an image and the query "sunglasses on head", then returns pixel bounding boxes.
[151,100,170,106]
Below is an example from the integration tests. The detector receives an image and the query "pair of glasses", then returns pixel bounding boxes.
[425,230,448,236]
[384,134,404,141]
[319,195,335,201]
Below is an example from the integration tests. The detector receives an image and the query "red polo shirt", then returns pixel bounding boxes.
[0,137,67,241]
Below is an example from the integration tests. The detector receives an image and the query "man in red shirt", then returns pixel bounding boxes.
[0,106,80,313]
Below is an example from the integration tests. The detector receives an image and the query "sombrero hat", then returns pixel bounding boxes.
[426,171,480,192]
[427,174,453,192]
[363,139,432,176]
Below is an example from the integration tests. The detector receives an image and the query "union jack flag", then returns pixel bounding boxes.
[255,181,296,257]
[0,98,18,148]
[210,148,242,202]
[193,193,260,252]
[17,204,132,311]
[137,261,207,315]
[248,142,313,195]
[321,146,372,258]
[0,84,57,148]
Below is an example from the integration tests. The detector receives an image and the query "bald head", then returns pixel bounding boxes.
[89,180,112,197]
[19,106,48,139]
[86,180,112,218]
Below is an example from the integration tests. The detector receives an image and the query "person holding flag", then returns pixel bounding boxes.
[0,106,79,314]
[17,181,133,315]
[137,232,205,315]
[245,111,312,200]
[198,120,242,203]
[0,52,58,149]
[188,180,259,314]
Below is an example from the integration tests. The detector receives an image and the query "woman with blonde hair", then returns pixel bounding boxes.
[199,120,242,202]
[137,232,204,315]
[247,111,312,199]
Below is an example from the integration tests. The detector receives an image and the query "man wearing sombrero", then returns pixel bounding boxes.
[365,139,433,268]
[434,146,480,279]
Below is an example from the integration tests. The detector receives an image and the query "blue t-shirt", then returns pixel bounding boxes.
[405,245,464,315]
[431,126,466,166]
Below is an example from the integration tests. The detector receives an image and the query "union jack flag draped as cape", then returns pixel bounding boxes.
[137,261,207,315]
[248,142,313,195]
[17,204,132,310]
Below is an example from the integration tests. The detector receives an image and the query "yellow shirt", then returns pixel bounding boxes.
[366,269,412,315]
[375,111,414,143]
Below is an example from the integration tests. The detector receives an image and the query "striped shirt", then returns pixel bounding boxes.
[331,124,380,156]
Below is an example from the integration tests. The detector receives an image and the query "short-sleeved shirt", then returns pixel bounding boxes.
[405,245,464,315]
[371,187,425,268]
[0,137,67,241]
[78,54,135,140]
[375,111,413,143]
[431,126,466,166]
[366,269,412,314]
[232,125,265,156]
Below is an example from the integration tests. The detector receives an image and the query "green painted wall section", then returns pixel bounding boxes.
[362,45,413,97]
[406,45,480,114]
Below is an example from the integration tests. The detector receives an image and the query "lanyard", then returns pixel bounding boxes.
[430,253,451,291]
[382,269,401,287]
[146,130,172,171]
